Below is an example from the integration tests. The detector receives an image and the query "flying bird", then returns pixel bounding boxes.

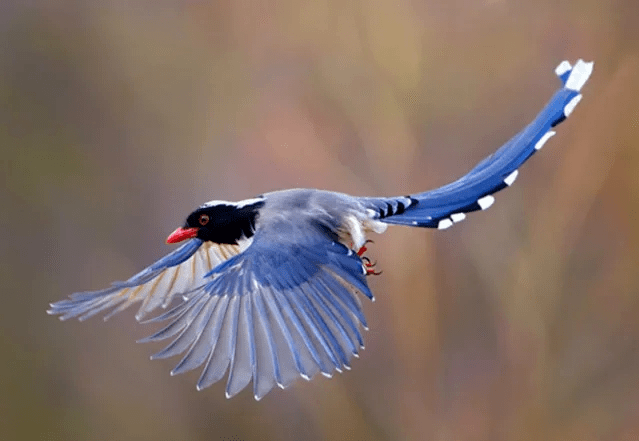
[49,59,593,400]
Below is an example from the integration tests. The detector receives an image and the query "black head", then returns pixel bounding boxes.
[166,197,265,245]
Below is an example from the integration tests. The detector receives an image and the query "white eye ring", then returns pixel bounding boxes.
[199,214,210,226]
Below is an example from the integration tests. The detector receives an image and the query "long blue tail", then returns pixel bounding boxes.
[361,59,593,229]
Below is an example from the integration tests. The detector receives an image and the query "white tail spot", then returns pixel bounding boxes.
[438,219,453,230]
[564,94,582,117]
[535,131,556,150]
[565,60,594,92]
[555,60,572,77]
[504,170,519,186]
[478,195,495,210]
[451,212,466,223]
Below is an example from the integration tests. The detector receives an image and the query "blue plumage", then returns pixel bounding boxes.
[48,59,593,400]
[371,59,593,229]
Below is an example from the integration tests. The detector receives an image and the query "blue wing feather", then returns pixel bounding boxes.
[141,228,370,399]
[48,239,205,321]
[49,58,592,401]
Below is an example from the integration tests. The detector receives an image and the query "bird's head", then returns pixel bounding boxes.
[166,198,265,245]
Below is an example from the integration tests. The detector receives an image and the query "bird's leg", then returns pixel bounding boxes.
[356,239,374,256]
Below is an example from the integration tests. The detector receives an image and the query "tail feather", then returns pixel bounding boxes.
[362,59,593,230]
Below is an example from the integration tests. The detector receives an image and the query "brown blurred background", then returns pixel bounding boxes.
[2,1,638,440]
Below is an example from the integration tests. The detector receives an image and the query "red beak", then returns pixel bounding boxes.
[166,227,198,244]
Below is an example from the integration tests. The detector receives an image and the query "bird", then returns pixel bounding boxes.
[48,59,593,400]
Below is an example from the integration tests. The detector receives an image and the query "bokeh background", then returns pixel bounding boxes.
[2,1,639,440]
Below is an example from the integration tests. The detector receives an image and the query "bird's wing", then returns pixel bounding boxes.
[139,221,372,400]
[48,239,244,322]
[363,59,594,229]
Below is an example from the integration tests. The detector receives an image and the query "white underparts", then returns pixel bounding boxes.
[343,214,387,250]
[365,218,388,234]
[343,215,366,250]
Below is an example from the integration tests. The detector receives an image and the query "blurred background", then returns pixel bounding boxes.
[2,1,638,440]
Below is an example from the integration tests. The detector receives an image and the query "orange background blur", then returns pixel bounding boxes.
[2,1,639,440]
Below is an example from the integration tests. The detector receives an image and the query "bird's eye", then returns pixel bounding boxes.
[199,214,209,226]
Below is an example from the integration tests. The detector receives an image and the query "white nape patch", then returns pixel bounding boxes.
[236,197,265,208]
[478,195,495,210]
[564,94,582,117]
[565,60,594,92]
[451,212,466,223]
[438,219,453,230]
[555,60,572,77]
[534,131,556,150]
[200,197,264,209]
[200,199,232,208]
[504,170,519,187]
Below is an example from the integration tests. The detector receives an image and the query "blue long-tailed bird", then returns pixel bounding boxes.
[49,59,594,400]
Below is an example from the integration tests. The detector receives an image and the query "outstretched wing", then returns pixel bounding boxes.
[48,240,244,322]
[139,222,372,400]
[363,59,594,229]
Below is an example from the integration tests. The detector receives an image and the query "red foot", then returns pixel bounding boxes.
[357,240,374,256]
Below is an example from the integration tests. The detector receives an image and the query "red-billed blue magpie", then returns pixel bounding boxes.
[49,60,594,400]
